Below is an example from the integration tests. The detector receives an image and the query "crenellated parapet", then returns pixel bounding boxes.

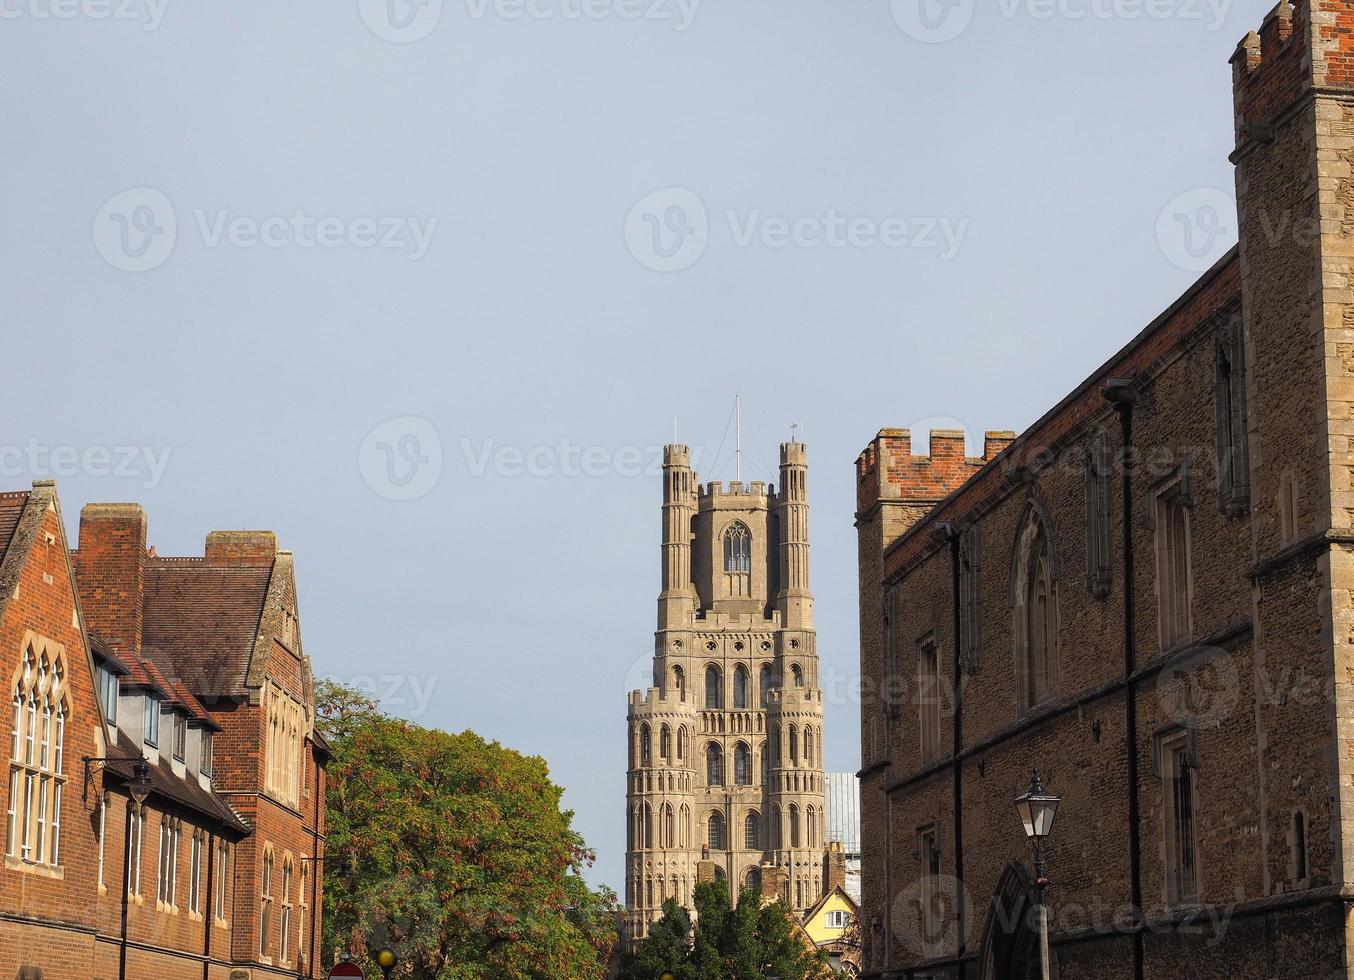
[855,428,1012,516]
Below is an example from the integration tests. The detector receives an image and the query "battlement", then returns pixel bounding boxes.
[780,441,807,466]
[1231,0,1354,140]
[663,443,691,468]
[699,480,773,500]
[855,427,1013,514]
[767,687,824,709]
[627,686,698,716]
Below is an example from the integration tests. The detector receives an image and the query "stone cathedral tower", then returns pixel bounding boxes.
[625,441,827,945]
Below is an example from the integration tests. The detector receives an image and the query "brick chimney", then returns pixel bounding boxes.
[74,503,147,655]
[825,840,847,895]
[204,530,277,566]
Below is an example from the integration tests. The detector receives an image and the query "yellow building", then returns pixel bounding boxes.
[801,884,860,975]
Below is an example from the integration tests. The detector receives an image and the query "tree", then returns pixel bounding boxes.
[621,878,833,980]
[317,680,618,979]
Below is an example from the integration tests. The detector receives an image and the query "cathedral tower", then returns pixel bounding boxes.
[625,441,827,945]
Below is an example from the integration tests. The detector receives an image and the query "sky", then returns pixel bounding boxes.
[2,0,1260,893]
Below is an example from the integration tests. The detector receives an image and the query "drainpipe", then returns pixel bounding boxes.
[933,520,966,977]
[1104,379,1144,980]
[203,830,215,980]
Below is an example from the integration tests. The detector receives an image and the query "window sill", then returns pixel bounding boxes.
[3,855,64,879]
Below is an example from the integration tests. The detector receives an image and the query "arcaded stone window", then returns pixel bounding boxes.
[708,811,724,850]
[1158,728,1198,905]
[733,664,749,709]
[640,725,651,765]
[1154,474,1194,651]
[6,641,68,868]
[917,636,941,763]
[723,521,751,573]
[1012,506,1058,710]
[659,724,671,761]
[789,804,801,848]
[958,527,983,668]
[706,743,723,786]
[759,664,772,707]
[1214,314,1250,515]
[672,665,685,702]
[704,665,722,709]
[745,810,760,849]
[1085,430,1112,600]
[734,742,751,785]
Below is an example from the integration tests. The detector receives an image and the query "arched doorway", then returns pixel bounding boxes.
[978,861,1043,980]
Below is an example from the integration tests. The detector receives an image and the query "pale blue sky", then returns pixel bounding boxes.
[3,0,1257,892]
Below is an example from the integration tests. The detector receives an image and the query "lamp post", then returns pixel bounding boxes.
[1014,769,1060,980]
[373,947,397,979]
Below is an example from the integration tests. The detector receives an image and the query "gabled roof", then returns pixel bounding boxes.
[141,561,271,699]
[802,883,860,926]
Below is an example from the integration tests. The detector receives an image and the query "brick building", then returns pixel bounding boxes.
[855,2,1354,977]
[1,482,328,979]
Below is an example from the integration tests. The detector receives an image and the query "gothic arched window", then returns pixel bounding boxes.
[745,811,761,849]
[708,812,724,850]
[640,725,651,765]
[759,665,772,707]
[788,726,799,766]
[789,804,801,848]
[672,665,686,702]
[734,743,751,785]
[704,666,722,709]
[659,725,671,761]
[803,726,814,767]
[706,743,723,786]
[791,664,803,688]
[723,522,751,574]
[760,740,768,785]
[7,644,68,866]
[733,665,749,709]
[746,866,762,894]
[1013,504,1059,709]
[676,726,687,761]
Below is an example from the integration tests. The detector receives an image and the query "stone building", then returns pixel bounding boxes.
[1,482,327,979]
[625,442,827,944]
[855,2,1354,977]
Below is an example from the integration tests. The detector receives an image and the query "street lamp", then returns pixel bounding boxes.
[374,947,397,979]
[1014,769,1060,980]
[128,759,154,806]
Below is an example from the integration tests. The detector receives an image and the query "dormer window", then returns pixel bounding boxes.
[172,713,187,762]
[143,696,161,747]
[96,664,119,725]
[200,730,214,778]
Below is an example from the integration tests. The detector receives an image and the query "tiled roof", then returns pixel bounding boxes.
[103,729,250,836]
[141,563,271,699]
[0,491,30,565]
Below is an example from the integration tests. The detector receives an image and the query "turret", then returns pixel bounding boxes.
[658,444,697,630]
[776,441,812,630]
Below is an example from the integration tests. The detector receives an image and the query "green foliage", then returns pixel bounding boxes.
[316,680,618,979]
[620,878,833,980]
